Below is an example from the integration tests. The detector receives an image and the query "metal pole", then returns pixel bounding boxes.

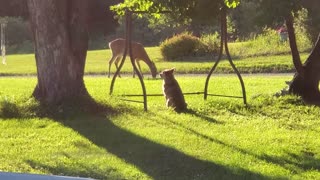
[204,7,247,105]
[222,8,247,105]
[109,10,130,95]
[1,23,6,65]
[109,10,148,111]
[127,11,148,111]
[204,11,224,100]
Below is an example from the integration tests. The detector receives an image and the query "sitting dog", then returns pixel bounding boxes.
[160,68,187,112]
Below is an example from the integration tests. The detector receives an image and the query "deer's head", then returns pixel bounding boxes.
[150,61,157,78]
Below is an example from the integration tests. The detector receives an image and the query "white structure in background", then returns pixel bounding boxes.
[1,22,6,65]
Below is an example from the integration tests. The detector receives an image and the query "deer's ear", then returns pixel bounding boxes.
[170,68,176,72]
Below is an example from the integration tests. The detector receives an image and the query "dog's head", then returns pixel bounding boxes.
[160,68,175,80]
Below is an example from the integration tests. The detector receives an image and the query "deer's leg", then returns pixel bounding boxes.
[136,60,143,78]
[114,57,121,78]
[108,55,116,78]
[132,60,136,78]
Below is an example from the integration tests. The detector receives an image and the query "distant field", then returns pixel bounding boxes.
[0,46,308,76]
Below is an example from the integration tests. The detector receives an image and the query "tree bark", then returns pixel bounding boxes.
[286,15,320,105]
[27,0,90,105]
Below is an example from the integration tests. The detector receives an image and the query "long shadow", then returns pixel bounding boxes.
[185,108,224,124]
[2,97,318,179]
[150,112,320,177]
[57,115,268,180]
[260,151,320,174]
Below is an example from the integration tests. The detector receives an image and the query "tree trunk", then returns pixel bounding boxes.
[27,0,90,105]
[286,15,320,105]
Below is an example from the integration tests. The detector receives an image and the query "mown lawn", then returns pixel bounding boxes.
[0,75,320,179]
[0,46,309,76]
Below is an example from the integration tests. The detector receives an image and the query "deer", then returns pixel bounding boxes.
[108,38,157,78]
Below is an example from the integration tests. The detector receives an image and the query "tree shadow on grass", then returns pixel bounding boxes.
[3,98,320,179]
[26,157,125,180]
[260,151,320,175]
[185,108,224,124]
[56,115,269,180]
[146,111,320,178]
[0,99,272,179]
[19,97,267,180]
[8,97,268,179]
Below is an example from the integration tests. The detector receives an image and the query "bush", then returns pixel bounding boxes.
[200,32,220,55]
[0,97,20,118]
[160,32,208,61]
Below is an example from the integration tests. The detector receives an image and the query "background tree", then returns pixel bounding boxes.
[301,0,320,43]
[111,0,241,24]
[256,0,320,105]
[111,0,240,46]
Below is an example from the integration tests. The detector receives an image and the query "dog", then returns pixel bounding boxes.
[160,68,187,112]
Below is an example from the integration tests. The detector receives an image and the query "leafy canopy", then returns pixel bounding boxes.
[111,0,240,22]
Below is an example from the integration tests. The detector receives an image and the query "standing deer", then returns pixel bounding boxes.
[108,38,157,78]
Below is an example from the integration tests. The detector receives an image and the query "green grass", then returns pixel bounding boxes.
[228,28,311,58]
[0,46,309,76]
[1,75,320,179]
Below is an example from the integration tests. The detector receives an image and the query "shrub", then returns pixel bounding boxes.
[0,97,20,118]
[200,32,220,55]
[160,32,207,61]
[294,8,312,49]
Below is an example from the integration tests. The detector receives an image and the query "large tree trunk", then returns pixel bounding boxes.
[286,15,320,105]
[27,0,90,105]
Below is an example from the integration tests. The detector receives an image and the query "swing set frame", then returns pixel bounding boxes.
[109,8,247,111]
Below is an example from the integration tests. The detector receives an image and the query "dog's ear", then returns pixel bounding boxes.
[169,68,175,73]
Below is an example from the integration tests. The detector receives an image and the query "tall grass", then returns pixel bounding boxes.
[229,28,312,58]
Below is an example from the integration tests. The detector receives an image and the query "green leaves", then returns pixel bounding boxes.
[110,0,160,15]
[224,0,240,8]
[111,0,241,16]
[110,0,240,25]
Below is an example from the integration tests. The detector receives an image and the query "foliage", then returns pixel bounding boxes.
[88,0,120,43]
[200,32,220,55]
[111,0,240,26]
[254,0,320,44]
[0,17,31,46]
[255,0,302,25]
[302,0,320,43]
[229,0,261,39]
[0,96,20,118]
[159,32,207,60]
[229,27,311,58]
[294,8,312,48]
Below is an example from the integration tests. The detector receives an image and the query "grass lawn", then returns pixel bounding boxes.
[1,75,320,179]
[0,46,309,76]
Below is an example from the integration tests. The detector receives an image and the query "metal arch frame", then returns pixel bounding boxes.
[109,8,247,112]
[109,10,148,111]
[204,7,247,105]
[109,10,171,112]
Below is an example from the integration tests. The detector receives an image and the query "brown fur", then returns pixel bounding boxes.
[160,68,187,112]
[108,38,157,78]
